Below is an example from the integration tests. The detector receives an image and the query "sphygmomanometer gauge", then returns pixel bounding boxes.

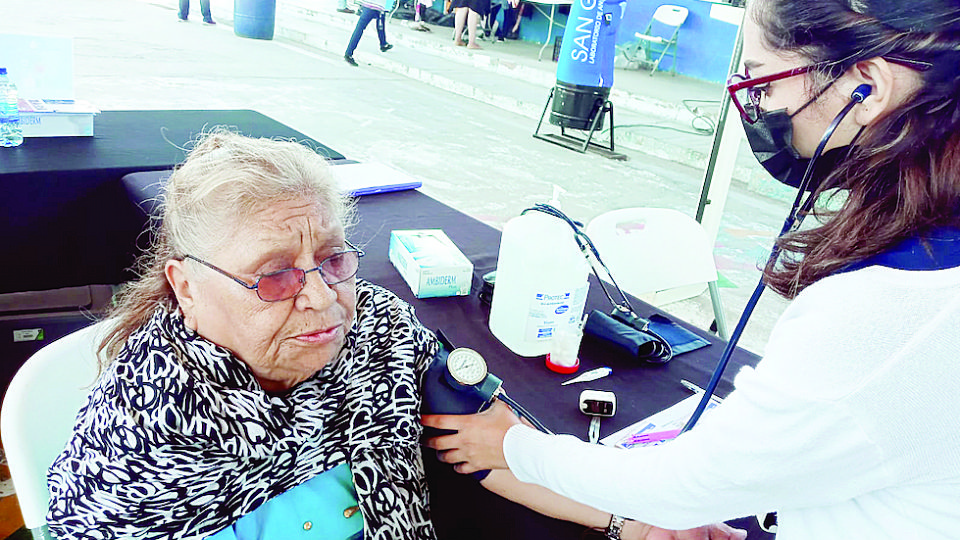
[446,348,488,386]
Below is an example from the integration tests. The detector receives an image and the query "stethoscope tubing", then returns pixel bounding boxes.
[680,88,868,433]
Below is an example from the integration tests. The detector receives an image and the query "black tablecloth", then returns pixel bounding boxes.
[351,190,772,540]
[1,109,343,294]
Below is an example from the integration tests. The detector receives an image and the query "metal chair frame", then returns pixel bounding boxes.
[622,4,688,75]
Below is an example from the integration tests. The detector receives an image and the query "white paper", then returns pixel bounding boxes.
[329,162,422,196]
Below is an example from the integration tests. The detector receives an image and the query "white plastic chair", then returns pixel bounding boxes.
[586,208,729,339]
[630,5,689,75]
[1,321,105,540]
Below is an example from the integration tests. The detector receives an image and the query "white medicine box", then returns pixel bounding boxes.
[388,229,473,298]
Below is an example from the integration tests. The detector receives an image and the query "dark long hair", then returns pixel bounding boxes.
[753,0,960,298]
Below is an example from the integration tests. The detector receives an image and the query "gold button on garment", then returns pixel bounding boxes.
[343,505,360,519]
[303,521,312,531]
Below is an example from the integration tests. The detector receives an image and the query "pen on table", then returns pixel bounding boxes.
[623,428,682,445]
[680,380,724,403]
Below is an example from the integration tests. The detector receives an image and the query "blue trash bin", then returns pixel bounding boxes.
[234,0,277,40]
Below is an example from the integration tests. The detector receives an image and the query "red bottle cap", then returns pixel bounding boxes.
[545,353,580,374]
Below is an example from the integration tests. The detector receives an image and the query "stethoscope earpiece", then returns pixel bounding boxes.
[851,84,872,103]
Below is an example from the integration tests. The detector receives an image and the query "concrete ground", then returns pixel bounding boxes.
[5,0,796,355]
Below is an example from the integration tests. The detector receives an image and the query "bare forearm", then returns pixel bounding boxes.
[480,469,648,539]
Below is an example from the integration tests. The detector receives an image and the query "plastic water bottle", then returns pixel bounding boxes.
[489,187,591,357]
[0,68,24,148]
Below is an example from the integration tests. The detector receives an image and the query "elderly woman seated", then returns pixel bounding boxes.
[46,131,743,540]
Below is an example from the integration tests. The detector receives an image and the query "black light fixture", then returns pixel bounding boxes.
[534,81,623,160]
[549,81,610,131]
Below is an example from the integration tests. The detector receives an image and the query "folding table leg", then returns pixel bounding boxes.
[708,280,729,340]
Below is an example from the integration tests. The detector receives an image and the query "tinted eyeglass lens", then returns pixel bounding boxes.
[736,88,759,122]
[257,268,307,301]
[320,251,360,284]
[746,87,763,120]
[252,251,361,301]
[727,74,761,123]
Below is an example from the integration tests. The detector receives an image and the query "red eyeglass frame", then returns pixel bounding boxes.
[726,56,933,124]
[725,63,823,124]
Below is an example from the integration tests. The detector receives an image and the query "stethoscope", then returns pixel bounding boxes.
[680,83,873,433]
[430,84,873,442]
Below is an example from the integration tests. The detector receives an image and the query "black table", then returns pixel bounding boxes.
[0,109,343,294]
[351,190,772,540]
[4,110,772,536]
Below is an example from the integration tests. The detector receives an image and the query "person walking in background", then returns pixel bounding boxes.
[178,0,215,24]
[451,0,490,49]
[336,0,356,15]
[344,0,395,67]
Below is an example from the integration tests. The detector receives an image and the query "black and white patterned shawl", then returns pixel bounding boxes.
[47,280,440,540]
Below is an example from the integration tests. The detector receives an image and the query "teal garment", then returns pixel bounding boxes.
[207,463,362,540]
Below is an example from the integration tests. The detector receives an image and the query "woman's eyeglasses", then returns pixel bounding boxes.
[727,57,933,124]
[726,63,824,124]
[185,241,365,302]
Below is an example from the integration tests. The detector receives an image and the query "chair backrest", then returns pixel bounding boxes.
[0,321,105,530]
[585,207,717,298]
[652,4,689,28]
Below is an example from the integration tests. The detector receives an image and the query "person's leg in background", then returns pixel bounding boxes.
[466,8,481,48]
[178,0,190,21]
[199,0,215,24]
[345,6,379,65]
[488,3,502,39]
[376,11,393,51]
[506,2,521,38]
[454,6,468,46]
[337,0,356,15]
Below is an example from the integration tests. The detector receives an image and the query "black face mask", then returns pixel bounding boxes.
[740,106,851,192]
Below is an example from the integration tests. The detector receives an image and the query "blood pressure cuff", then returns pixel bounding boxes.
[583,310,709,364]
[421,338,492,481]
[421,345,493,421]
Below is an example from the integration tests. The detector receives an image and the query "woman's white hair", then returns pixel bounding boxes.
[165,128,354,257]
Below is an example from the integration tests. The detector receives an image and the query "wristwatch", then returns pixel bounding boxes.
[605,514,626,539]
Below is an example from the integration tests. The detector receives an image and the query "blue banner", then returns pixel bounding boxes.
[555,0,626,89]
